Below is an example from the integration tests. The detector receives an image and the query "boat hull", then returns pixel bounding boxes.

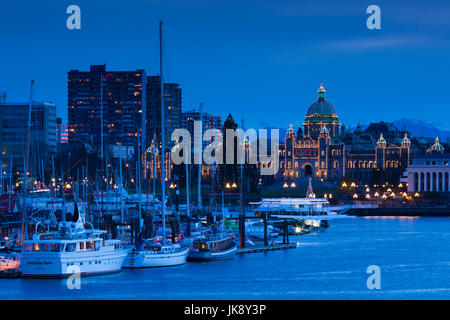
[124,247,190,268]
[20,249,130,278]
[188,243,238,262]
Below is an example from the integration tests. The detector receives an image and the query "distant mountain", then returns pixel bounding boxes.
[393,119,450,141]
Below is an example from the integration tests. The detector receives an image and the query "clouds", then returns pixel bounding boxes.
[317,34,450,52]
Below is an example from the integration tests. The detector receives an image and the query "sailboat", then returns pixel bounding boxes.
[124,21,190,268]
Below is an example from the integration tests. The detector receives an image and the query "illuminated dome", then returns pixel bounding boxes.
[287,124,295,135]
[304,83,340,125]
[401,133,411,144]
[377,133,386,146]
[427,137,445,154]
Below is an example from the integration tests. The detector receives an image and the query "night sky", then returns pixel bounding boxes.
[0,0,449,130]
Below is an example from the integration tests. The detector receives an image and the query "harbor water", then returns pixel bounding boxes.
[1,217,449,299]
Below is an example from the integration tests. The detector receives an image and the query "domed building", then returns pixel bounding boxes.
[280,83,411,183]
[303,83,340,139]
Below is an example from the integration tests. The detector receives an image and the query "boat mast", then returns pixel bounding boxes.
[8,156,12,213]
[197,103,203,208]
[185,148,190,236]
[100,73,104,221]
[160,20,166,245]
[120,153,124,224]
[20,79,34,244]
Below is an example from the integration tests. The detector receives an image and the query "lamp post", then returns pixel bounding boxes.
[146,144,158,198]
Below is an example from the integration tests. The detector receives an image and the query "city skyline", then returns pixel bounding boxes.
[0,0,449,130]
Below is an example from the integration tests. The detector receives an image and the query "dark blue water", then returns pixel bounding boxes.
[1,217,449,299]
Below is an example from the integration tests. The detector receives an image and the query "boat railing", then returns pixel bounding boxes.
[203,230,233,241]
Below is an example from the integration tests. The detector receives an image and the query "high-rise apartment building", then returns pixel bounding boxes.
[68,65,146,154]
[145,75,182,150]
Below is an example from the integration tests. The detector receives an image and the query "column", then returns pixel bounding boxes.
[430,172,434,192]
[424,172,428,192]
[418,172,422,192]
[437,172,441,192]
[447,172,450,192]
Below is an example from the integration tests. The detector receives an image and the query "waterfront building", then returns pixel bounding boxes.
[56,117,68,151]
[68,65,146,152]
[280,84,411,184]
[182,108,222,145]
[181,108,222,181]
[406,138,450,193]
[0,101,56,172]
[145,75,182,150]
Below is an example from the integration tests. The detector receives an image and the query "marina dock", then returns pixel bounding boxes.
[238,243,297,255]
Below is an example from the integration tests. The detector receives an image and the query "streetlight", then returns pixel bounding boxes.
[146,143,159,198]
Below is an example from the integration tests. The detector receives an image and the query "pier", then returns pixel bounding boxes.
[238,243,297,255]
[347,206,450,217]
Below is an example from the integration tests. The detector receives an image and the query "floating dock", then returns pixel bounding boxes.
[237,243,297,255]
[348,207,450,217]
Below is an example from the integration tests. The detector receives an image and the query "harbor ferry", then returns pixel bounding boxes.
[188,226,237,261]
[20,205,130,278]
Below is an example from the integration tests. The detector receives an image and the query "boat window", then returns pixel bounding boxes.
[50,243,62,252]
[79,242,85,251]
[94,241,101,251]
[86,241,93,250]
[23,243,32,252]
[33,243,40,251]
[65,243,76,252]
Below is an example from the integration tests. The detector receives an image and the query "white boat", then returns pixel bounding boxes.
[20,205,130,278]
[245,220,278,244]
[124,241,190,268]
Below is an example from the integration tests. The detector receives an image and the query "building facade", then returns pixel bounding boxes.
[56,117,68,152]
[0,101,56,172]
[406,138,450,193]
[68,64,146,152]
[281,84,411,184]
[145,75,182,150]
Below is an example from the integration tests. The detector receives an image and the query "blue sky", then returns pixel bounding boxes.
[0,0,449,130]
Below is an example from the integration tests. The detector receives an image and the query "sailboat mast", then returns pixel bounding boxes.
[197,103,202,208]
[160,20,166,245]
[120,154,124,224]
[185,149,190,236]
[100,73,105,219]
[8,156,12,213]
[24,80,34,193]
[20,79,34,244]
